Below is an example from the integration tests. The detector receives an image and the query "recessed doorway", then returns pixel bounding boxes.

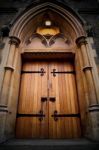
[16,59,81,139]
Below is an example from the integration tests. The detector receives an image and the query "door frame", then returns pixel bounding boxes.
[15,51,84,136]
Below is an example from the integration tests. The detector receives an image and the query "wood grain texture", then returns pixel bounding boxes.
[16,60,81,138]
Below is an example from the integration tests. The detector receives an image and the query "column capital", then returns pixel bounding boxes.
[9,36,21,47]
[76,36,87,47]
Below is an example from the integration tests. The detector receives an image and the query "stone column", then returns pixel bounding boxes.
[0,36,20,143]
[76,36,99,141]
[0,36,20,104]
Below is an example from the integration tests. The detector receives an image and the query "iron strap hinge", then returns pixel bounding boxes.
[21,68,45,76]
[52,110,80,121]
[51,69,75,76]
[17,110,45,121]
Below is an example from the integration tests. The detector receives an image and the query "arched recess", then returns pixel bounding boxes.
[0,0,99,142]
[9,2,86,40]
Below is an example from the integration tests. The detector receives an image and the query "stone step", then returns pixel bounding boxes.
[0,139,99,150]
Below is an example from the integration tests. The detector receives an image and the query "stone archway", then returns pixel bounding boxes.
[0,1,99,142]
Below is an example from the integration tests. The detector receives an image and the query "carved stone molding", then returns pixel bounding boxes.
[88,104,99,112]
[27,33,48,47]
[49,33,71,46]
[0,105,8,113]
[83,66,92,72]
[9,36,21,47]
[76,36,88,47]
[26,33,71,48]
[5,66,14,71]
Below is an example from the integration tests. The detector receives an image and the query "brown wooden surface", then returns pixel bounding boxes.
[16,60,81,138]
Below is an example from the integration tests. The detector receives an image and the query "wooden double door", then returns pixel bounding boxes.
[16,60,81,138]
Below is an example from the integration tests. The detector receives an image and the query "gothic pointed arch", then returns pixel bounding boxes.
[26,33,48,47]
[9,1,86,47]
[49,33,71,46]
